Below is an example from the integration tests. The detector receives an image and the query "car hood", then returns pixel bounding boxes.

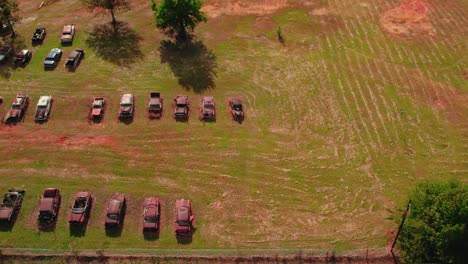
[10,109,21,117]
[120,106,132,112]
[0,55,6,61]
[144,222,158,229]
[105,217,119,225]
[175,107,186,113]
[44,60,55,65]
[0,207,13,219]
[62,35,72,40]
[175,225,190,233]
[204,109,215,115]
[92,108,102,115]
[36,109,46,116]
[69,212,85,222]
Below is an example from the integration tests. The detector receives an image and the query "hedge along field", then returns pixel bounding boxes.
[0,0,466,251]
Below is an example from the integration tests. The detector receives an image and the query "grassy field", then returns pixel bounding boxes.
[0,0,466,252]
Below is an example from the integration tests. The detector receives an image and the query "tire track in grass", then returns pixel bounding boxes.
[342,51,379,151]
[356,56,395,142]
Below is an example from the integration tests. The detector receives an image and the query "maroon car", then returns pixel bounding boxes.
[200,96,216,121]
[143,197,160,233]
[69,192,92,226]
[174,199,194,237]
[229,97,244,121]
[174,95,189,120]
[4,95,29,123]
[148,92,163,119]
[105,193,126,229]
[38,188,61,225]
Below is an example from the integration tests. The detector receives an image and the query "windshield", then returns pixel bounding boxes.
[176,104,186,107]
[39,211,51,216]
[38,105,47,109]
[12,104,21,109]
[93,104,102,109]
[150,104,161,109]
[204,104,214,109]
[63,32,71,35]
[144,217,158,223]
[234,105,242,110]
[176,220,190,226]
[107,213,119,220]
[120,103,132,107]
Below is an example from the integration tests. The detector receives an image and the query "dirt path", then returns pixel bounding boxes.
[0,247,397,263]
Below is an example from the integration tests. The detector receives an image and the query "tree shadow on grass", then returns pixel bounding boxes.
[0,34,27,79]
[159,40,217,93]
[86,21,143,67]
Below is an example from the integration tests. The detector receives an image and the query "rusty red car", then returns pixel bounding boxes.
[229,97,244,121]
[174,199,194,237]
[90,97,105,120]
[69,192,92,226]
[174,95,189,121]
[4,95,29,123]
[148,92,163,119]
[143,197,160,233]
[105,193,126,229]
[38,188,61,226]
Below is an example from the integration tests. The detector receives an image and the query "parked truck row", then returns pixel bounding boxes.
[2,93,245,124]
[0,188,194,238]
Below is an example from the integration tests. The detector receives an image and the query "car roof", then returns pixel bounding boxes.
[68,50,79,58]
[74,192,90,198]
[107,193,124,213]
[175,95,188,104]
[63,25,73,32]
[19,49,29,55]
[177,206,189,221]
[202,96,215,104]
[231,98,242,104]
[93,99,103,105]
[37,96,51,106]
[13,97,24,105]
[107,199,122,214]
[121,94,133,104]
[39,198,54,211]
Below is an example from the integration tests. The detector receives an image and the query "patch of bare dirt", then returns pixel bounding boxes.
[202,0,290,18]
[380,0,435,37]
[309,7,331,16]
[253,16,277,30]
[54,135,117,150]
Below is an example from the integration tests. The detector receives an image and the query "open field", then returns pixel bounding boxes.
[0,0,466,254]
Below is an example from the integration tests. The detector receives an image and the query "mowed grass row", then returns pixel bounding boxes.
[0,0,466,251]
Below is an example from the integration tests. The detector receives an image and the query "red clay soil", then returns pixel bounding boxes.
[380,0,435,37]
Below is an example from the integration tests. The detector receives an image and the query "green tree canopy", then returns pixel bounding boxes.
[151,0,207,41]
[0,0,19,37]
[83,0,129,28]
[399,180,468,263]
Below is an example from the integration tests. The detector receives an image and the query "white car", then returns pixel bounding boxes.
[35,96,52,122]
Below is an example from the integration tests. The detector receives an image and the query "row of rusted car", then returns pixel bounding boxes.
[0,26,84,71]
[0,188,194,237]
[1,93,245,124]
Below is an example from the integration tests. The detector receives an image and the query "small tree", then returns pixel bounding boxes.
[398,180,468,263]
[152,0,207,42]
[0,0,19,38]
[83,0,129,30]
